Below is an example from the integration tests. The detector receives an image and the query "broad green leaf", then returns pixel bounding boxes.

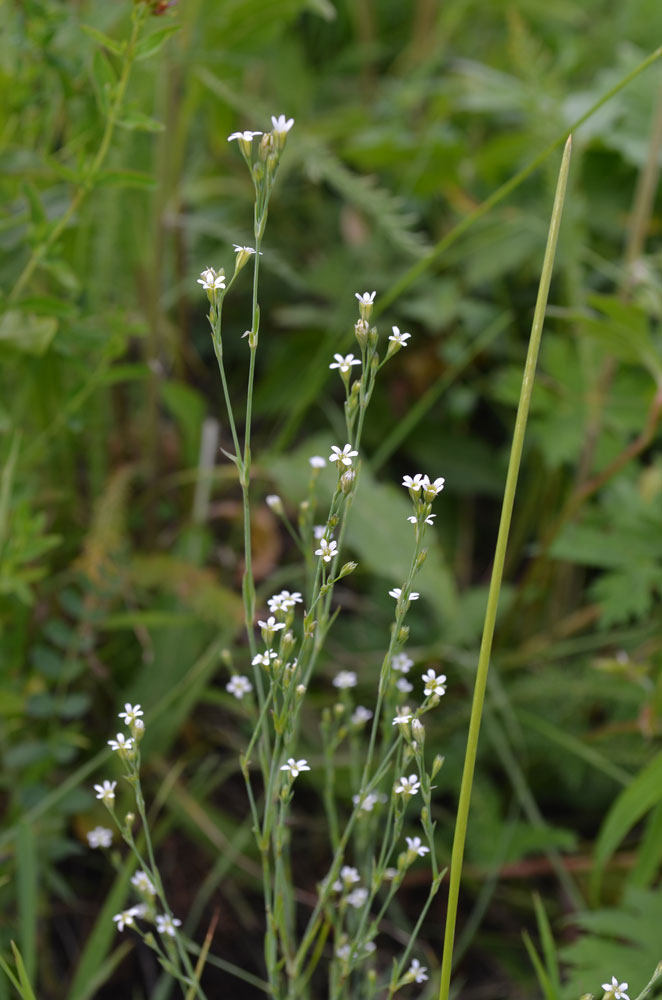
[134,24,181,61]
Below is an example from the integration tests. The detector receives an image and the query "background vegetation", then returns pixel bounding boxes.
[1,0,661,997]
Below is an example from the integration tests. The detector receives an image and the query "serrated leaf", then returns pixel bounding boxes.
[80,24,125,56]
[134,24,181,60]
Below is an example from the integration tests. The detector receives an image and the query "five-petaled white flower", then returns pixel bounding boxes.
[94,780,116,804]
[405,836,430,857]
[389,326,411,346]
[407,513,436,525]
[267,590,302,614]
[329,353,361,374]
[329,443,358,467]
[602,978,629,1000]
[392,653,413,673]
[332,866,361,890]
[422,668,447,697]
[131,870,156,895]
[280,758,310,778]
[87,826,113,849]
[228,130,263,143]
[392,712,412,726]
[407,959,428,983]
[351,705,373,725]
[252,650,278,667]
[402,474,424,491]
[333,671,358,689]
[309,455,326,468]
[355,291,376,307]
[315,538,338,563]
[258,615,286,632]
[197,267,226,291]
[352,792,381,812]
[389,587,420,601]
[232,244,262,255]
[396,678,413,693]
[113,908,140,932]
[226,675,253,699]
[156,913,182,937]
[118,703,143,726]
[394,774,421,796]
[108,733,134,753]
[346,887,369,908]
[422,474,445,498]
[271,114,294,134]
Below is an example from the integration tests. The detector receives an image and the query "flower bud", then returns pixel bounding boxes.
[338,561,358,579]
[340,468,356,495]
[431,754,444,779]
[265,494,283,515]
[354,318,369,349]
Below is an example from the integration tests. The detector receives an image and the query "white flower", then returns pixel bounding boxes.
[313,524,326,539]
[407,958,428,983]
[87,826,113,849]
[392,712,412,726]
[332,866,361,890]
[407,513,436,525]
[108,733,134,753]
[383,867,398,880]
[131,870,156,895]
[346,887,369,909]
[93,780,116,804]
[396,678,413,693]
[352,792,385,812]
[265,494,283,513]
[329,443,358,467]
[336,943,351,960]
[309,455,327,468]
[333,671,357,689]
[228,130,263,143]
[402,474,425,491]
[405,836,430,858]
[226,675,253,699]
[197,267,226,291]
[355,291,376,307]
[156,913,182,937]
[421,474,445,498]
[280,758,310,778]
[315,538,338,563]
[329,353,361,374]
[602,978,629,1000]
[118,703,143,726]
[389,326,411,346]
[267,590,302,614]
[258,615,286,632]
[252,650,278,667]
[392,653,413,673]
[351,705,373,725]
[389,587,419,601]
[271,114,294,134]
[394,774,421,796]
[422,669,447,697]
[232,244,261,255]
[113,908,140,932]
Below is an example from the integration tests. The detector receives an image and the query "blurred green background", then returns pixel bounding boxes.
[1,0,661,997]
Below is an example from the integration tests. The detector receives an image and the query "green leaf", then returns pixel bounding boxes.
[16,825,37,987]
[81,24,125,56]
[134,24,181,60]
[90,49,116,116]
[0,311,58,356]
[96,169,157,190]
[116,108,165,132]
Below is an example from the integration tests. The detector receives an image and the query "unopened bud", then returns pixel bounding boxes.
[340,468,356,495]
[296,684,306,696]
[416,548,427,569]
[354,318,369,349]
[397,626,410,644]
[338,561,358,579]
[431,754,444,779]
[265,494,283,514]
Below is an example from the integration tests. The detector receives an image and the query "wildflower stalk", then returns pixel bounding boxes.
[437,136,572,1000]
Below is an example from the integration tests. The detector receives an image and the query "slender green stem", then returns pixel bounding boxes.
[437,136,572,1000]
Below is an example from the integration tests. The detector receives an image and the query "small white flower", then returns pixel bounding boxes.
[355,291,376,307]
[332,866,361,890]
[333,671,358,689]
[113,908,140,932]
[388,587,419,601]
[197,267,226,291]
[396,678,413,693]
[228,130,263,143]
[280,758,310,778]
[407,958,428,983]
[329,353,361,374]
[351,705,373,725]
[394,774,421,796]
[329,443,358,467]
[422,669,447,697]
[346,887,369,909]
[392,653,413,673]
[421,474,445,498]
[383,867,398,880]
[131,870,156,895]
[118,703,143,726]
[402,474,425,491]
[108,733,134,753]
[155,913,182,937]
[315,538,338,563]
[226,675,253,699]
[93,780,116,805]
[352,792,385,812]
[265,494,283,513]
[279,590,302,608]
[309,455,327,468]
[405,836,430,858]
[252,650,278,667]
[407,513,436,525]
[232,244,261,255]
[313,524,326,540]
[336,943,351,960]
[392,712,412,726]
[87,826,113,849]
[258,615,286,632]
[271,114,294,134]
[389,326,411,346]
[602,978,629,1000]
